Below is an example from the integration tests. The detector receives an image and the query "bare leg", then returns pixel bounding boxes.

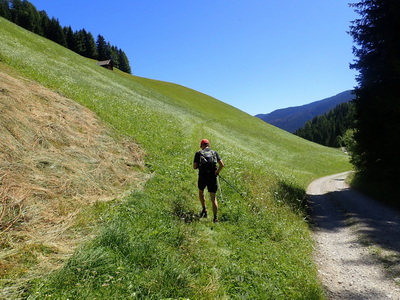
[210,192,218,220]
[199,189,206,209]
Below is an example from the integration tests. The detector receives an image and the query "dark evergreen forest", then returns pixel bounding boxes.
[294,101,356,148]
[349,1,400,179]
[0,0,132,74]
[348,0,400,205]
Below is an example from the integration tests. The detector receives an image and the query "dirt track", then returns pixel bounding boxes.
[307,172,400,299]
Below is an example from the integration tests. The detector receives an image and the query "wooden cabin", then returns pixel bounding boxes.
[96,59,114,70]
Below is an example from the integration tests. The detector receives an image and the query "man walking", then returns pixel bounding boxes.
[193,139,224,223]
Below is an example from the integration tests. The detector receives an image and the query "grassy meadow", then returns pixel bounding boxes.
[0,17,351,299]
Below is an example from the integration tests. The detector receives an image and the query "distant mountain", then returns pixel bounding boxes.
[255,90,355,133]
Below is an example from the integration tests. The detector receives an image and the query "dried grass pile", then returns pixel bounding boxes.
[0,69,147,285]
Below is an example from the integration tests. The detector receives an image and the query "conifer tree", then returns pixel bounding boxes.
[96,34,109,61]
[19,0,40,33]
[64,26,76,51]
[109,45,119,66]
[118,49,132,74]
[74,29,97,59]
[349,0,400,183]
[83,30,97,59]
[74,29,86,56]
[9,0,22,24]
[0,0,11,20]
[38,10,50,38]
[47,17,66,46]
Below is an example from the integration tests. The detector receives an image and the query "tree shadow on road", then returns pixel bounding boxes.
[308,186,400,282]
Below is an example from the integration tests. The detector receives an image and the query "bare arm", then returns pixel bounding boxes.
[216,160,224,175]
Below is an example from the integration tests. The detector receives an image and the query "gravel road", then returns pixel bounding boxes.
[307,171,400,299]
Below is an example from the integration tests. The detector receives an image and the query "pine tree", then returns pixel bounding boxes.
[109,45,119,67]
[74,29,86,56]
[118,49,132,74]
[10,0,22,24]
[349,0,400,183]
[38,10,50,38]
[96,34,108,61]
[74,29,97,59]
[47,17,66,46]
[83,30,97,59]
[20,0,40,33]
[0,0,11,20]
[64,26,76,51]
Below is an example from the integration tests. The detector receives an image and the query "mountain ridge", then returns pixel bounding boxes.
[255,90,355,133]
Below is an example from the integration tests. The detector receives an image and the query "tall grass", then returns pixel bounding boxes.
[1,17,351,299]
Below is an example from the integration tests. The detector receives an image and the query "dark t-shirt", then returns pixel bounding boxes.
[193,148,221,175]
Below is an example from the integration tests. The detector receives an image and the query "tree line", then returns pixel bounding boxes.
[0,0,132,74]
[294,101,356,148]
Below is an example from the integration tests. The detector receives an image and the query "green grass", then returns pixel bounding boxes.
[1,17,351,299]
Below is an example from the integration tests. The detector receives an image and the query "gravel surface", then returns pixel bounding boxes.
[307,171,400,300]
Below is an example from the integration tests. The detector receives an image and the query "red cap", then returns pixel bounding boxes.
[200,139,210,146]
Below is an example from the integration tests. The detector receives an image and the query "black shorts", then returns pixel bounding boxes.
[198,173,218,193]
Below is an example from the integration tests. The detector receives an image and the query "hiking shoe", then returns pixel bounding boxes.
[213,217,218,223]
[200,208,208,218]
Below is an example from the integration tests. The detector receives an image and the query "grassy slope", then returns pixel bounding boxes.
[0,18,351,299]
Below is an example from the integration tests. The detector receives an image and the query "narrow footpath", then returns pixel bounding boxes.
[307,172,400,300]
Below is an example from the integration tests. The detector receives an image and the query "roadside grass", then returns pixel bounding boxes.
[1,17,351,299]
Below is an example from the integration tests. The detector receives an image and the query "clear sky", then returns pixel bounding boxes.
[28,0,358,115]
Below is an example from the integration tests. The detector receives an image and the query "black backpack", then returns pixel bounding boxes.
[199,149,217,172]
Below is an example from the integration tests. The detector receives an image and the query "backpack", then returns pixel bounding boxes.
[199,149,217,172]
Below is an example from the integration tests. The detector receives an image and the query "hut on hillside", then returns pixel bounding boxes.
[96,59,114,70]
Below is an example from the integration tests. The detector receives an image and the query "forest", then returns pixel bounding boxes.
[0,0,132,73]
[294,101,356,148]
[348,0,400,201]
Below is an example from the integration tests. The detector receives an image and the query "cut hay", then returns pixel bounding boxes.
[0,69,148,295]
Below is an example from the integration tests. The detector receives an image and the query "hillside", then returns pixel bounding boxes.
[255,90,354,133]
[0,64,149,295]
[0,17,351,299]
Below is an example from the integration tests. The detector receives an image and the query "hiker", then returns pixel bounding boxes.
[193,139,224,223]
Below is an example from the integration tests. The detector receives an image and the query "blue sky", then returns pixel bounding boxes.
[29,0,358,115]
